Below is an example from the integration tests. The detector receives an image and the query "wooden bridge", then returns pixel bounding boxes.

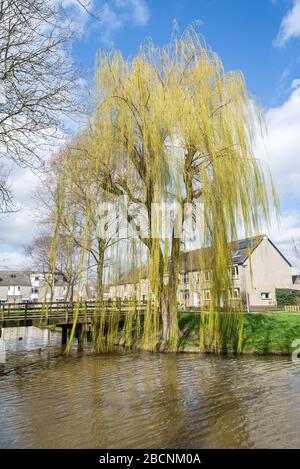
[0,300,149,325]
[0,300,151,348]
[0,300,200,349]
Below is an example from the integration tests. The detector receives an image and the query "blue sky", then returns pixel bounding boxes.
[70,0,299,109]
[1,0,300,268]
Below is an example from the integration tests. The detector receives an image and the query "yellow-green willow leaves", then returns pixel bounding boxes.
[48,26,277,353]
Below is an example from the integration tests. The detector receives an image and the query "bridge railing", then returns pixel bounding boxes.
[0,300,150,323]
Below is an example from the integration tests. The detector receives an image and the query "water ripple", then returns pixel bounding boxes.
[0,328,300,448]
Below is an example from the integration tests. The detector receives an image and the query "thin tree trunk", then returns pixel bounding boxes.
[160,287,170,346]
[96,239,105,301]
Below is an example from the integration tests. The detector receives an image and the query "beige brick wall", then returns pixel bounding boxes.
[242,236,292,307]
[0,285,32,302]
[0,286,8,300]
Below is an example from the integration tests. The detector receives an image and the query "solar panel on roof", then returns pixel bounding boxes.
[233,250,241,258]
[238,240,247,249]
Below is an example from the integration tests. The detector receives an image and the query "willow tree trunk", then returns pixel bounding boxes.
[159,235,180,350]
[64,276,73,302]
[96,239,105,301]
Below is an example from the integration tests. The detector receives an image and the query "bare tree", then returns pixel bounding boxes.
[0,0,85,211]
[0,165,12,211]
[25,231,82,301]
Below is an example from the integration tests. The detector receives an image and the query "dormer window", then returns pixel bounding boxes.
[233,251,241,260]
[11,274,16,278]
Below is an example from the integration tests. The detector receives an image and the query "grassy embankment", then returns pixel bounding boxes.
[178,312,300,354]
[21,306,300,355]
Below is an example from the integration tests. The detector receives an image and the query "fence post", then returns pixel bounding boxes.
[24,302,28,326]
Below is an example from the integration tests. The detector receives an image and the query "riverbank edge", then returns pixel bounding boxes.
[40,311,300,356]
[176,311,300,356]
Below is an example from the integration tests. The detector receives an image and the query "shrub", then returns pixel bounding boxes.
[276,288,300,307]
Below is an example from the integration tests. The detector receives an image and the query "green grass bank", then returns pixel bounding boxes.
[178,312,300,355]
[40,310,300,355]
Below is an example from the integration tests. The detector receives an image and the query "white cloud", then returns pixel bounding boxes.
[55,1,150,42]
[274,0,300,47]
[56,0,96,36]
[99,0,150,44]
[253,86,300,269]
[120,0,150,25]
[255,86,300,200]
[268,210,300,245]
[0,168,41,268]
[292,78,300,88]
[264,210,300,270]
[0,250,32,269]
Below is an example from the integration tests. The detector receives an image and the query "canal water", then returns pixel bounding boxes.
[0,326,300,448]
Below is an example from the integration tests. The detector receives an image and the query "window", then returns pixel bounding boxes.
[204,289,210,300]
[182,289,189,300]
[34,276,39,281]
[261,292,271,300]
[183,272,189,284]
[196,272,200,283]
[231,266,239,279]
[9,286,21,295]
[10,274,16,278]
[142,294,146,304]
[204,270,211,281]
[231,287,240,299]
[31,287,39,294]
[196,292,201,306]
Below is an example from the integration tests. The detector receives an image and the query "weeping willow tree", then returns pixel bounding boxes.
[49,25,277,353]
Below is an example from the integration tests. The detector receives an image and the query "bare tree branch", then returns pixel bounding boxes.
[0,0,86,211]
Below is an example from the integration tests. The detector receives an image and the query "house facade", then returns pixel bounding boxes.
[0,271,69,303]
[107,235,294,309]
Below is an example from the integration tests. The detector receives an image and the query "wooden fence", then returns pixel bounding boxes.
[284,305,300,312]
